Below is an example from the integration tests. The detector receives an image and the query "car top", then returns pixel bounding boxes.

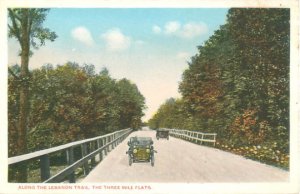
[157,128,169,132]
[130,136,153,145]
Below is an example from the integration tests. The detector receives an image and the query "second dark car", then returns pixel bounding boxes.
[156,129,169,140]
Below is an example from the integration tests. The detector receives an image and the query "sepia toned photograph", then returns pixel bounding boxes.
[0,0,299,194]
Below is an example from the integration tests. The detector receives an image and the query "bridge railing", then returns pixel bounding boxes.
[168,129,217,146]
[8,128,132,183]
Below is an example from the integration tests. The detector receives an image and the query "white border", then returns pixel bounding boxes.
[0,0,299,194]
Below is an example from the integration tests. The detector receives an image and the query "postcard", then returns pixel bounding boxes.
[0,0,299,194]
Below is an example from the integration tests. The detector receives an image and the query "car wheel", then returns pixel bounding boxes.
[151,155,154,167]
[129,156,133,166]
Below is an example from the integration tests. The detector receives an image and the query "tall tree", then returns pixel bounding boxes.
[117,78,146,129]
[8,8,57,182]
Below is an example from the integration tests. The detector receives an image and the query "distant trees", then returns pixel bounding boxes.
[149,8,290,160]
[8,8,57,182]
[8,63,146,158]
[149,98,189,129]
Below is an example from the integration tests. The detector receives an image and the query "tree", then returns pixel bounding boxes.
[8,8,57,182]
[151,8,289,152]
[148,98,188,130]
[9,63,147,155]
[9,62,147,181]
[225,8,289,149]
[117,79,146,130]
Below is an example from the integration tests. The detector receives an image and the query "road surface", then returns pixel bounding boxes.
[82,128,288,182]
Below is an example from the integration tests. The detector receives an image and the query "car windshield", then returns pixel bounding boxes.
[158,129,168,132]
[130,137,152,145]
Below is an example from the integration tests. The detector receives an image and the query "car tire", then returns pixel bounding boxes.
[151,155,154,167]
[129,156,133,166]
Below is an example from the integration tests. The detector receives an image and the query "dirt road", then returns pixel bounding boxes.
[82,128,288,182]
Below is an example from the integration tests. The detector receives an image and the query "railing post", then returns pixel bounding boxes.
[40,154,50,182]
[115,133,118,145]
[192,132,195,143]
[106,136,109,152]
[118,131,121,141]
[114,133,117,147]
[104,137,108,156]
[100,138,104,161]
[107,136,111,152]
[91,141,96,167]
[81,143,90,175]
[66,147,76,183]
[111,134,114,149]
[116,133,119,145]
[112,134,115,149]
[201,134,204,145]
[96,139,101,162]
[214,134,216,147]
[117,132,121,144]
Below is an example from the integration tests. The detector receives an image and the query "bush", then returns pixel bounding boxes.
[216,140,289,170]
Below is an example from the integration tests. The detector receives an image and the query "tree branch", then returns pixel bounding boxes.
[8,9,22,46]
[28,9,33,38]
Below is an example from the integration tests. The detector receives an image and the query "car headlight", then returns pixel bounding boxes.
[133,149,137,153]
[146,149,150,153]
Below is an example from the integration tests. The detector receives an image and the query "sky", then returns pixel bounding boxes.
[8,8,229,121]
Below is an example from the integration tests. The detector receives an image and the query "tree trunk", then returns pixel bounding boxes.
[15,9,30,183]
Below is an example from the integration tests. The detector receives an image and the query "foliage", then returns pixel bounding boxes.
[8,62,145,155]
[216,141,289,169]
[229,109,271,146]
[8,9,57,51]
[149,98,188,129]
[8,9,58,182]
[148,8,289,168]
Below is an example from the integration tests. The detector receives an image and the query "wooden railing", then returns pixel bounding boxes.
[168,129,217,146]
[8,128,132,183]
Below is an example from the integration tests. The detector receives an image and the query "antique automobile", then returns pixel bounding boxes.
[156,129,169,140]
[126,136,157,166]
